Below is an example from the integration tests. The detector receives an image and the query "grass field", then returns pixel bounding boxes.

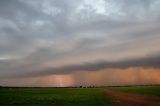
[1,86,160,106]
[0,88,113,106]
[111,86,160,96]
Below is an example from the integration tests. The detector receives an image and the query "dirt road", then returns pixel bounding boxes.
[104,89,160,106]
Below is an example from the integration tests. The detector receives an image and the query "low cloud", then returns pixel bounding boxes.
[1,67,160,87]
[72,67,160,86]
[5,55,160,78]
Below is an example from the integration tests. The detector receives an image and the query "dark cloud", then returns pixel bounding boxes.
[0,0,160,83]
[6,54,160,78]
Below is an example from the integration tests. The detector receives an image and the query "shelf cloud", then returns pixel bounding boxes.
[0,0,160,86]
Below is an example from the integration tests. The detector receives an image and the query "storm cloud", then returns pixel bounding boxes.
[4,54,159,78]
[0,0,160,86]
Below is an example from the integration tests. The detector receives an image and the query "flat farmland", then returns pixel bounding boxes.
[0,88,113,106]
[105,86,160,106]
[0,86,160,106]
[110,86,160,96]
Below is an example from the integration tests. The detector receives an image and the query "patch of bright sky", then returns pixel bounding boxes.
[0,56,13,60]
[31,20,46,30]
[77,0,123,16]
[41,1,62,16]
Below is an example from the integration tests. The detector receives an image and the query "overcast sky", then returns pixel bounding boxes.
[0,0,160,86]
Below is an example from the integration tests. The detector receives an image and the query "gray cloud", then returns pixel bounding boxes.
[0,0,160,80]
[3,54,160,78]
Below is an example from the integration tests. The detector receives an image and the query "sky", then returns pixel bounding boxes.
[0,0,160,87]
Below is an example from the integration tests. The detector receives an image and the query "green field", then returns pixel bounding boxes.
[111,86,160,96]
[1,86,160,106]
[0,88,112,106]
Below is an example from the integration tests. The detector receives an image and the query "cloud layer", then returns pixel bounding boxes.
[0,0,160,86]
[1,67,160,87]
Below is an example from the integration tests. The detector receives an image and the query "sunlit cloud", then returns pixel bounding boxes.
[1,67,160,87]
